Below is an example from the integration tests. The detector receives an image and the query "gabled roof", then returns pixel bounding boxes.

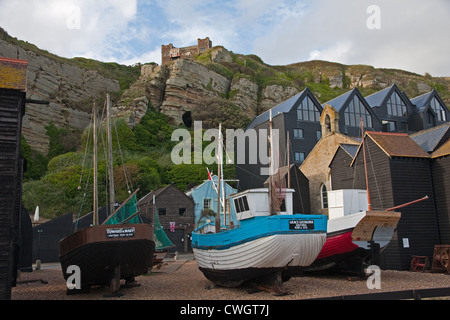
[328,142,360,168]
[365,83,411,108]
[138,184,192,205]
[410,123,450,153]
[366,131,430,159]
[246,87,321,130]
[410,89,448,112]
[432,139,450,159]
[322,88,356,111]
[350,131,430,166]
[340,143,359,158]
[365,85,395,107]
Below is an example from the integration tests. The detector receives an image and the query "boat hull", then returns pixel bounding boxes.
[307,210,401,272]
[192,215,327,286]
[59,224,155,287]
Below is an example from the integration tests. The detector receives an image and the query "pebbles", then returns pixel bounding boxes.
[11,260,450,300]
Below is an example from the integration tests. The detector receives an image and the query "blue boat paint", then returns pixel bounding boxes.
[192,214,327,251]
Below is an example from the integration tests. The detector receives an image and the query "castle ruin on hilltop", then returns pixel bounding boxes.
[161,37,212,66]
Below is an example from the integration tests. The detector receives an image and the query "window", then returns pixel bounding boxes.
[295,152,305,163]
[430,97,447,122]
[158,208,166,216]
[234,196,249,213]
[203,198,211,209]
[382,120,396,132]
[179,208,186,217]
[344,96,372,128]
[316,130,322,141]
[297,96,321,122]
[387,92,408,117]
[293,128,304,139]
[321,184,328,209]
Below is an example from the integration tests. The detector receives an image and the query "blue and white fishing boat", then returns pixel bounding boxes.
[191,120,327,291]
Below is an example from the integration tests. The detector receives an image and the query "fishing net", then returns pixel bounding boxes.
[105,194,140,225]
[154,210,175,250]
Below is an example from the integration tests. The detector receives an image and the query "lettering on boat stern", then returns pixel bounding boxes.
[106,227,136,238]
[289,220,314,230]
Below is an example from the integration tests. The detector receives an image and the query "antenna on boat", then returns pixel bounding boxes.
[215,123,223,233]
[360,117,372,211]
[106,93,115,216]
[93,101,99,225]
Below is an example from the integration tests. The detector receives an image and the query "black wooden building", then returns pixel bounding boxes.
[410,90,450,131]
[0,57,30,299]
[431,139,450,244]
[137,184,195,253]
[236,87,323,190]
[330,131,440,270]
[365,84,417,133]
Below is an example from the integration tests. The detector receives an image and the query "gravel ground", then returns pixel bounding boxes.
[11,257,450,301]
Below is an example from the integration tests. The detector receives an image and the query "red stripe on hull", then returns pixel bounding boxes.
[316,231,359,260]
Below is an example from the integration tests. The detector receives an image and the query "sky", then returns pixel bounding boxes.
[0,0,449,76]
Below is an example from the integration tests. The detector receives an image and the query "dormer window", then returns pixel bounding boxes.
[430,97,447,122]
[297,96,320,122]
[344,96,372,128]
[387,91,408,117]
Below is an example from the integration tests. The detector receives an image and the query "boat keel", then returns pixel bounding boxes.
[249,271,289,296]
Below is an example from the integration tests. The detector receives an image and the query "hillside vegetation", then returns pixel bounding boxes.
[3,27,447,219]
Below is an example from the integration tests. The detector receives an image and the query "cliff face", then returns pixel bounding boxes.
[1,33,449,153]
[116,48,450,130]
[0,38,120,154]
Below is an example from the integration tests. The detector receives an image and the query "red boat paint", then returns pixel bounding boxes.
[316,231,359,260]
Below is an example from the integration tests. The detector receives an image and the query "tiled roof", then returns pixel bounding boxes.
[365,85,394,107]
[367,131,430,158]
[410,123,450,153]
[246,88,321,130]
[322,88,356,111]
[0,57,28,91]
[339,143,359,158]
[432,139,450,158]
[410,91,434,112]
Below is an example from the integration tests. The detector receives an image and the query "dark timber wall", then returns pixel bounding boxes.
[0,88,25,300]
[431,155,450,244]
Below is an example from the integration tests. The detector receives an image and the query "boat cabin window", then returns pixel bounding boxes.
[234,196,249,213]
[179,208,186,217]
[159,208,166,216]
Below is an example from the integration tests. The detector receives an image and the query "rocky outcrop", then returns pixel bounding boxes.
[3,33,448,154]
[0,39,120,154]
[115,58,231,126]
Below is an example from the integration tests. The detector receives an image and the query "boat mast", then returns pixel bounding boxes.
[93,102,99,225]
[269,110,273,214]
[215,123,222,232]
[361,117,372,211]
[106,93,115,215]
[287,130,290,189]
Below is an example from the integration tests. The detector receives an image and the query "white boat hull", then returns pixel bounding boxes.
[193,232,326,286]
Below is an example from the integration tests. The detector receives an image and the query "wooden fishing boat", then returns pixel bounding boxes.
[305,122,425,275]
[191,120,327,292]
[59,95,154,293]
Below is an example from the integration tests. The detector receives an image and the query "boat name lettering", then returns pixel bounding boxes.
[289,220,314,230]
[106,227,136,238]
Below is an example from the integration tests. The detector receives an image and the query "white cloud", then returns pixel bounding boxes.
[0,0,449,76]
[0,0,138,62]
[252,0,450,76]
